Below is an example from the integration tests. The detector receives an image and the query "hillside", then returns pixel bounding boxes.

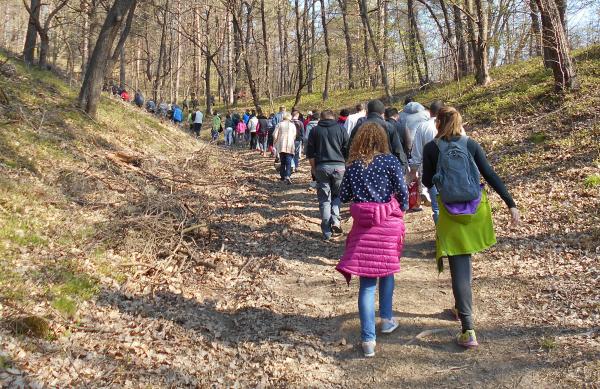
[1,47,599,388]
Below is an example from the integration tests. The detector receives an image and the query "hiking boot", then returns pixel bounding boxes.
[331,224,343,234]
[456,330,479,348]
[362,340,376,357]
[380,318,399,334]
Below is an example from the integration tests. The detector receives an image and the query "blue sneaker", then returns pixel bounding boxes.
[380,318,399,334]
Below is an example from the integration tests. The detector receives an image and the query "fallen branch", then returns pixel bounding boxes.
[406,328,450,345]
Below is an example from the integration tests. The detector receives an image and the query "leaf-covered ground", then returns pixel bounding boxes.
[1,47,599,387]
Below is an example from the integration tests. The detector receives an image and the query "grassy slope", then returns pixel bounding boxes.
[0,53,203,322]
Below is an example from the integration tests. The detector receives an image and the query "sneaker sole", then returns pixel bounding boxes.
[363,352,375,357]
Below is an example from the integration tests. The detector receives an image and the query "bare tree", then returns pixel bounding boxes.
[535,0,578,90]
[23,0,70,68]
[358,0,392,99]
[338,0,355,89]
[320,0,331,100]
[78,0,137,117]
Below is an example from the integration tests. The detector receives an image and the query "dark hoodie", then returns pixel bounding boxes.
[306,119,349,166]
[350,113,405,169]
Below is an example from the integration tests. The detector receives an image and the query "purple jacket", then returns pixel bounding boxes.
[336,198,405,284]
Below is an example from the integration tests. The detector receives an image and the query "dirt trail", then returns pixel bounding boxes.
[219,147,591,388]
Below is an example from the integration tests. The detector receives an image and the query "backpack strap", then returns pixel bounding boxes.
[457,135,469,148]
[435,138,450,154]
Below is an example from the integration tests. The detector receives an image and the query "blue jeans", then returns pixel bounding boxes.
[429,185,439,224]
[224,127,234,146]
[314,164,345,237]
[359,275,395,342]
[279,153,293,180]
[294,140,302,169]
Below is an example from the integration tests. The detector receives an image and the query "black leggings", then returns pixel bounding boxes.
[449,254,474,331]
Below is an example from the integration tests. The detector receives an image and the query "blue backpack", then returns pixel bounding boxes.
[433,136,481,203]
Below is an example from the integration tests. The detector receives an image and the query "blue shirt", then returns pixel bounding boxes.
[340,154,409,210]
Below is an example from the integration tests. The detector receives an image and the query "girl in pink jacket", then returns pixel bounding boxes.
[336,122,408,357]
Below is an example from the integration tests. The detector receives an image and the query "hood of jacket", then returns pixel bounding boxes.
[316,119,339,128]
[350,197,402,228]
[403,102,426,114]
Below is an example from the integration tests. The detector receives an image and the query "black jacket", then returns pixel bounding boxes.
[350,113,405,167]
[306,119,349,166]
[257,115,269,135]
[386,118,409,166]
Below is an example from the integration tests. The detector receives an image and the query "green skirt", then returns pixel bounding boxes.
[435,190,496,272]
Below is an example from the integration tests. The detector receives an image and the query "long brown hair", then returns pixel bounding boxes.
[347,122,390,166]
[435,106,463,141]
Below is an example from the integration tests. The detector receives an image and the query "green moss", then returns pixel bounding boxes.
[0,216,47,247]
[51,296,78,318]
[529,132,547,144]
[584,174,600,188]
[9,315,51,338]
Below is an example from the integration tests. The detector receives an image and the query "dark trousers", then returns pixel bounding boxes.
[449,254,474,331]
[193,123,202,137]
[250,132,258,149]
[279,153,293,180]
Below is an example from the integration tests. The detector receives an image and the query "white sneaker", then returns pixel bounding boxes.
[381,318,399,334]
[362,340,376,357]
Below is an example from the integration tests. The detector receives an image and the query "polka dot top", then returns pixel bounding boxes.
[340,154,409,209]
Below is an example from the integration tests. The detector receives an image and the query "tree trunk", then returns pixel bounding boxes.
[260,0,274,110]
[307,0,315,93]
[38,33,49,68]
[119,45,126,88]
[293,0,304,107]
[175,0,181,102]
[320,0,331,101]
[529,0,542,57]
[454,6,469,76]
[153,1,169,102]
[23,0,40,64]
[473,0,491,85]
[78,0,137,117]
[535,0,578,91]
[338,0,355,89]
[358,0,392,99]
[205,53,212,113]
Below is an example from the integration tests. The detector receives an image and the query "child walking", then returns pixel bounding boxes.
[235,120,247,145]
[336,122,409,358]
[422,106,520,348]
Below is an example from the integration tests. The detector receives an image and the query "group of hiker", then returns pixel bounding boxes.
[266,98,520,357]
[107,83,520,357]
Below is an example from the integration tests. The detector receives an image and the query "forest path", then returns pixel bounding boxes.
[220,146,568,388]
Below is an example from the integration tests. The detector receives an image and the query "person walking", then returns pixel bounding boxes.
[192,108,204,138]
[410,100,444,223]
[350,100,406,173]
[172,103,183,127]
[306,110,350,240]
[344,103,367,135]
[422,106,520,348]
[224,113,234,146]
[338,109,350,125]
[291,110,305,172]
[235,119,247,144]
[257,109,270,155]
[403,101,430,154]
[273,112,296,185]
[273,106,286,127]
[248,112,259,150]
[335,122,408,357]
[211,112,222,143]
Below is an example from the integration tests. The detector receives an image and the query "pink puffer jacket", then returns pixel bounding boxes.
[336,197,405,284]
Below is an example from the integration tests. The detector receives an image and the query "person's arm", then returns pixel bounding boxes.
[306,127,316,159]
[389,125,403,162]
[340,166,353,203]
[388,157,409,210]
[422,141,437,189]
[341,127,350,160]
[470,140,517,209]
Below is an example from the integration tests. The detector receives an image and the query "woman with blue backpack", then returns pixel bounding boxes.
[422,106,520,348]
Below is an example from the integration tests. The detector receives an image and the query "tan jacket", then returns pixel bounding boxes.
[273,120,297,155]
